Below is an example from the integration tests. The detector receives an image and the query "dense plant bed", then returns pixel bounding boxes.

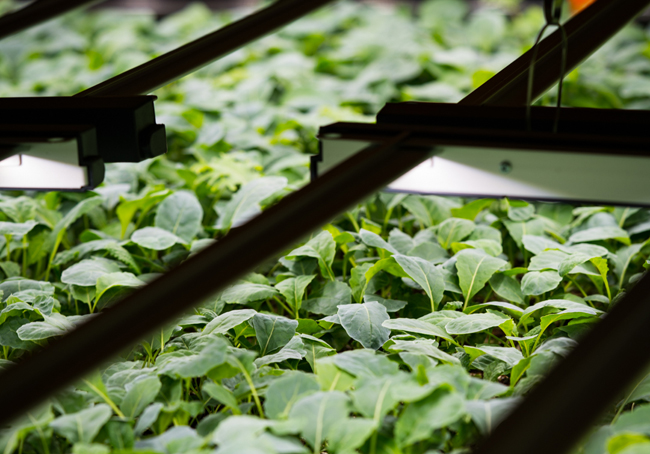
[2,1,650,454]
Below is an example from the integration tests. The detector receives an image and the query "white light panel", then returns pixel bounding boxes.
[0,139,89,190]
[319,139,650,205]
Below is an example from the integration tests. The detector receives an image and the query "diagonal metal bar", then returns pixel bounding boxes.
[0,0,103,41]
[0,134,433,426]
[76,0,335,97]
[460,0,650,106]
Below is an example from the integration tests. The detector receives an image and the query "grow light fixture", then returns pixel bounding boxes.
[0,96,166,190]
[314,102,650,206]
[0,125,103,191]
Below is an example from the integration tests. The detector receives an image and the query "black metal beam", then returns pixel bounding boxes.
[76,0,336,97]
[0,0,103,41]
[460,0,650,106]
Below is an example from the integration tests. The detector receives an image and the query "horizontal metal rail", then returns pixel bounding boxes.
[76,0,335,97]
[0,0,103,41]
[460,0,650,106]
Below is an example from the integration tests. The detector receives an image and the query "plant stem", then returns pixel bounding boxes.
[232,357,265,418]
[273,296,294,318]
[568,275,588,298]
[44,232,64,281]
[22,236,27,277]
[612,371,650,424]
[82,379,125,418]
[346,212,360,233]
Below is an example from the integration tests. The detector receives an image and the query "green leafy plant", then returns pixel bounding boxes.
[2,1,650,453]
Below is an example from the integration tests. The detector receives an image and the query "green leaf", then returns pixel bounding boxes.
[275,275,316,314]
[520,299,601,325]
[203,309,257,335]
[49,404,113,444]
[466,377,509,400]
[50,197,103,244]
[314,356,355,392]
[249,313,299,356]
[154,191,203,242]
[450,199,494,220]
[61,258,122,287]
[221,283,278,305]
[504,218,545,248]
[394,254,445,311]
[465,345,524,367]
[216,176,287,232]
[570,226,631,245]
[612,243,645,288]
[382,318,455,343]
[364,294,407,312]
[287,391,350,451]
[130,226,186,250]
[324,418,376,454]
[302,281,352,315]
[466,398,521,435]
[202,381,241,414]
[0,221,38,237]
[301,335,335,371]
[389,229,415,254]
[455,249,506,307]
[17,313,75,341]
[408,241,449,263]
[157,337,228,378]
[402,196,451,227]
[351,373,431,421]
[558,253,594,277]
[437,218,475,249]
[286,231,336,280]
[608,435,650,454]
[116,190,170,239]
[453,239,502,257]
[255,336,306,366]
[358,229,397,254]
[395,389,465,447]
[338,301,390,350]
[522,235,563,255]
[489,274,524,304]
[0,317,35,349]
[95,272,144,310]
[264,372,320,420]
[466,301,523,319]
[388,339,460,365]
[446,312,512,335]
[120,376,161,419]
[211,415,275,452]
[332,349,400,378]
[507,200,535,221]
[591,256,612,300]
[520,271,563,296]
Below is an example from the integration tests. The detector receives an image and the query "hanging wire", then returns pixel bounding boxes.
[526,0,569,133]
